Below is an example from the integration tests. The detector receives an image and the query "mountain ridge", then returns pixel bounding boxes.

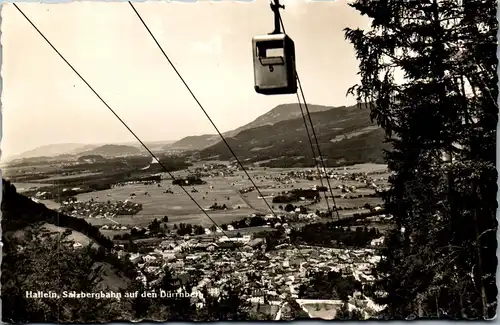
[7,143,99,161]
[196,103,389,167]
[78,144,141,157]
[166,103,350,151]
[9,141,176,161]
[224,103,338,138]
[9,102,382,163]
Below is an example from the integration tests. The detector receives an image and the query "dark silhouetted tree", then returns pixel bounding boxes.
[345,0,497,319]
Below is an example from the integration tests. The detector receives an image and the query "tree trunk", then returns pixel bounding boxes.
[459,285,467,319]
[472,180,488,318]
[417,294,424,318]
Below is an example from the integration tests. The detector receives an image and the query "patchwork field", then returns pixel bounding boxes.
[10,182,54,193]
[3,164,62,176]
[40,172,103,182]
[71,164,386,230]
[11,163,388,236]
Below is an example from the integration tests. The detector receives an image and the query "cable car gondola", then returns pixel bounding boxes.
[252,0,297,95]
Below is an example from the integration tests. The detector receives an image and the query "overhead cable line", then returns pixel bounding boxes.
[12,2,235,239]
[295,92,333,215]
[15,5,317,306]
[16,3,322,303]
[14,3,313,267]
[279,16,341,222]
[127,2,319,263]
[297,76,340,221]
[127,2,280,219]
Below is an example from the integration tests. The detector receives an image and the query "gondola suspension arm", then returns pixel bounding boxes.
[270,0,285,35]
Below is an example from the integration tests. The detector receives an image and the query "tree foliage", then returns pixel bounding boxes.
[197,284,253,321]
[2,182,264,322]
[299,270,363,300]
[335,300,364,320]
[2,226,255,322]
[2,226,132,323]
[2,179,114,249]
[345,0,497,319]
[280,297,310,320]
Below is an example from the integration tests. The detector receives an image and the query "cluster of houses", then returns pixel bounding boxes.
[115,233,386,319]
[112,179,159,188]
[33,190,58,200]
[58,199,142,218]
[192,164,237,178]
[220,167,389,200]
[101,224,129,231]
[275,169,388,190]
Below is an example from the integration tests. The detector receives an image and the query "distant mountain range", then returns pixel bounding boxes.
[225,103,335,138]
[78,144,141,157]
[196,103,388,167]
[6,140,176,162]
[167,134,222,151]
[7,103,388,167]
[9,143,100,160]
[165,104,337,151]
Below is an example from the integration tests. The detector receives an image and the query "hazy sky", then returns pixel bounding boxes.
[1,0,370,158]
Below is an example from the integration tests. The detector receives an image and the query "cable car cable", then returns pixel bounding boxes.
[127,2,317,263]
[15,4,327,303]
[14,4,317,302]
[297,75,341,221]
[253,2,329,214]
[295,92,333,217]
[278,16,341,222]
[12,2,236,241]
[128,2,279,220]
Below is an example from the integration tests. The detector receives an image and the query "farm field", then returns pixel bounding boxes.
[12,223,97,247]
[87,208,258,228]
[38,199,62,211]
[220,169,384,212]
[76,178,255,215]
[11,182,54,193]
[75,175,259,229]
[37,172,103,182]
[112,225,279,245]
[3,164,63,176]
[257,163,388,174]
[9,160,388,235]
[74,166,386,230]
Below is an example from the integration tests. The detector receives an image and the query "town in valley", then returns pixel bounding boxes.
[4,144,391,319]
